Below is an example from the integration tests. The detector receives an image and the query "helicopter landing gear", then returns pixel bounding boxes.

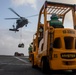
[25,24,27,27]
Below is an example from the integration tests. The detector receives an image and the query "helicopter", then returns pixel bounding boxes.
[5,8,38,32]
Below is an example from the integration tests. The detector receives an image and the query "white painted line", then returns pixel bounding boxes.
[14,57,29,64]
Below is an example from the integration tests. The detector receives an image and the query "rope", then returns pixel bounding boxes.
[19,28,23,43]
[18,28,25,48]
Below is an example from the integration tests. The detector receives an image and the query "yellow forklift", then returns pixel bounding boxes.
[30,1,76,73]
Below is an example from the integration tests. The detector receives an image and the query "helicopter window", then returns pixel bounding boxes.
[17,20,21,23]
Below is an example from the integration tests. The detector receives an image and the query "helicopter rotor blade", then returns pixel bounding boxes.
[26,14,38,18]
[9,8,21,18]
[5,18,19,20]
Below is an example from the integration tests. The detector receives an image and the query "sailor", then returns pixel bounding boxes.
[49,14,63,28]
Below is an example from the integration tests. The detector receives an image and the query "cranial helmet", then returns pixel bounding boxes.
[51,13,58,19]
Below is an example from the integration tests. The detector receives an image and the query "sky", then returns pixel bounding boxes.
[0,0,76,56]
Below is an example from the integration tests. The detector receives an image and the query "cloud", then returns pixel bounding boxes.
[0,29,34,56]
[11,0,37,9]
[47,0,76,4]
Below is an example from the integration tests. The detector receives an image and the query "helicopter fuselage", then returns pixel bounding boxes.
[6,8,30,32]
[16,18,28,29]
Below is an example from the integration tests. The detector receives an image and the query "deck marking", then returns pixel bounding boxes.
[14,57,29,64]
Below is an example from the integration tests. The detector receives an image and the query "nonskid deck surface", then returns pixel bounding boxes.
[0,55,75,75]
